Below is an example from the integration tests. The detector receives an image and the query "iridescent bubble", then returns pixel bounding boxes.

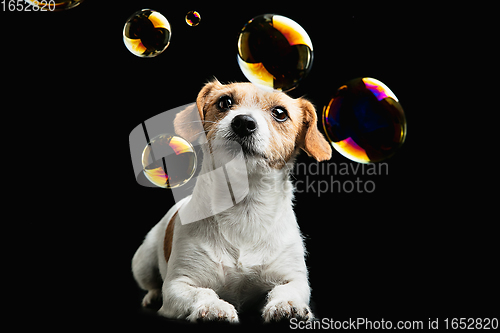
[322,78,407,163]
[25,0,84,11]
[123,9,171,58]
[237,14,313,92]
[185,11,201,26]
[141,134,197,188]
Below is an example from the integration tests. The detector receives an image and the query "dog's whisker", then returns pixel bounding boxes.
[177,120,218,125]
[188,129,210,138]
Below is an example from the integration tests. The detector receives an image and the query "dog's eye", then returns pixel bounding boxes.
[217,95,233,111]
[271,107,288,122]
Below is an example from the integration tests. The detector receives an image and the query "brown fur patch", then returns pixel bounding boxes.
[173,104,204,143]
[264,95,303,168]
[297,99,332,161]
[163,210,178,263]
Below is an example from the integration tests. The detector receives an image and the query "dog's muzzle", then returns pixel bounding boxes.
[231,115,257,137]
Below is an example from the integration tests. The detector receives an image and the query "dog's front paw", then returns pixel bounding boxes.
[262,300,313,322]
[187,299,239,323]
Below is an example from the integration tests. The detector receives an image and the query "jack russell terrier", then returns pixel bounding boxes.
[132,80,332,323]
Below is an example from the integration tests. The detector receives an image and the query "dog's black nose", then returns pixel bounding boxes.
[231,115,257,137]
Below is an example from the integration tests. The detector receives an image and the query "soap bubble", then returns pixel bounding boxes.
[141,133,197,188]
[322,77,407,163]
[237,14,313,92]
[123,9,171,58]
[185,11,201,26]
[25,0,84,11]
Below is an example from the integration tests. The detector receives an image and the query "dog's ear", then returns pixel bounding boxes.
[173,80,221,143]
[173,104,204,143]
[196,79,222,118]
[298,98,332,161]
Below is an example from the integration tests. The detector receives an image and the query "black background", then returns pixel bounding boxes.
[6,0,496,330]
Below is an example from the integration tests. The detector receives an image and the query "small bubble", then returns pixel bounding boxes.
[185,11,201,27]
[322,78,407,163]
[237,14,313,92]
[123,9,171,58]
[141,134,197,188]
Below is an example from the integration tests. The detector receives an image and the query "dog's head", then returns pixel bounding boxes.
[174,80,331,170]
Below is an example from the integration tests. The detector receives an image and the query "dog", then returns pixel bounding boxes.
[132,80,332,323]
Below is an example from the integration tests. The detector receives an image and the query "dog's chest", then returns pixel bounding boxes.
[216,246,273,301]
[222,245,266,272]
[202,186,295,296]
[214,194,293,270]
[214,228,287,297]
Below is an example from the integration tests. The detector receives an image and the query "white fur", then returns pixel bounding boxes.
[216,106,272,158]
[132,84,316,323]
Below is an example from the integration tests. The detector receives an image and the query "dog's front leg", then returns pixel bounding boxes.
[262,278,313,322]
[158,279,239,323]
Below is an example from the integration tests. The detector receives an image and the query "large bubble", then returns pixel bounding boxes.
[237,14,313,92]
[123,9,171,58]
[322,77,407,163]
